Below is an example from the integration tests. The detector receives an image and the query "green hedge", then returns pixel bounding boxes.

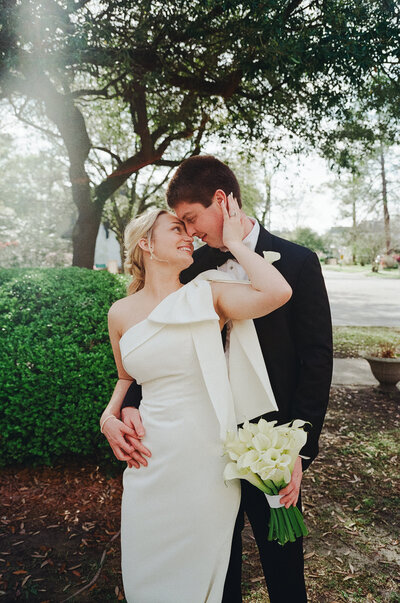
[0,267,128,466]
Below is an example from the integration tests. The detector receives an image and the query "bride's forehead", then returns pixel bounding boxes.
[157,213,184,228]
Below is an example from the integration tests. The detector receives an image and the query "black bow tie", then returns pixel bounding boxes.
[211,248,236,267]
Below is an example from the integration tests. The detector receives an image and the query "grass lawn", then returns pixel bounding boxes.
[1,386,399,602]
[333,327,400,358]
[322,265,399,279]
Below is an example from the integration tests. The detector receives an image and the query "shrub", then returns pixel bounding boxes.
[0,267,128,466]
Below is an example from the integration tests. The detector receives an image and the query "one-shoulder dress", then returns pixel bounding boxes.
[119,271,278,603]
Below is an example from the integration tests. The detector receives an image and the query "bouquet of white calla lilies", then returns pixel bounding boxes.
[223,418,310,546]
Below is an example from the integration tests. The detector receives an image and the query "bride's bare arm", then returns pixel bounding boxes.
[212,196,292,321]
[100,305,151,468]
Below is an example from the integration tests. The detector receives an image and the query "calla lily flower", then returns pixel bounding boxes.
[223,462,269,493]
[252,433,273,452]
[237,449,260,470]
[223,417,310,546]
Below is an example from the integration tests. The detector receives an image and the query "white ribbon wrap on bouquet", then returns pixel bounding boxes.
[264,493,284,509]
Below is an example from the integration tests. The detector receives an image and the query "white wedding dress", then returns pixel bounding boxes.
[119,271,278,603]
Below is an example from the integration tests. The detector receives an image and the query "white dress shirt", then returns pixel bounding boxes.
[217,218,260,357]
[217,218,260,279]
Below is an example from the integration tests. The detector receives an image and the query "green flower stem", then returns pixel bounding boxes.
[282,509,296,542]
[261,480,308,545]
[268,509,276,540]
[293,506,309,537]
[287,506,302,538]
[263,480,280,495]
[276,509,287,545]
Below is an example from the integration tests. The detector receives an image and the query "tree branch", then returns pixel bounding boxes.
[68,74,127,99]
[154,159,181,167]
[128,82,153,158]
[153,4,225,46]
[92,146,123,164]
[282,0,306,21]
[190,112,209,155]
[166,69,243,99]
[94,113,205,207]
[9,99,62,139]
[141,166,175,204]
[235,78,289,101]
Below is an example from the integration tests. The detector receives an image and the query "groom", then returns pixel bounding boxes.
[121,155,333,602]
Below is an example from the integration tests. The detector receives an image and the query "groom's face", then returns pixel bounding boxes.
[174,196,224,249]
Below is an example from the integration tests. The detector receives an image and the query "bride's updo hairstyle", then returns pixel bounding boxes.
[124,209,169,295]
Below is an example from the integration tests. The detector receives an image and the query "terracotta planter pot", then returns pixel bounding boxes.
[365,356,400,389]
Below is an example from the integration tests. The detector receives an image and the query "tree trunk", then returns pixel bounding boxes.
[351,196,357,264]
[13,70,203,267]
[65,127,99,268]
[261,176,271,229]
[33,77,98,267]
[71,182,102,268]
[380,146,391,255]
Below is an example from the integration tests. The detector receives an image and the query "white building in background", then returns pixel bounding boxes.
[94,223,121,273]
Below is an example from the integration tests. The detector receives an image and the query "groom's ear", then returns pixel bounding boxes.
[213,189,227,206]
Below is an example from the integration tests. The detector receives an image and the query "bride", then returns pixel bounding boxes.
[100,195,292,603]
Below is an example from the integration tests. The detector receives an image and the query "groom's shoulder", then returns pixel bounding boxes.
[260,226,314,263]
[272,234,313,259]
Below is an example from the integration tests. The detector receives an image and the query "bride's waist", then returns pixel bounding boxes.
[140,381,207,404]
[140,396,217,428]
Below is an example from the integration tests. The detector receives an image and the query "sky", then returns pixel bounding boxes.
[202,137,340,234]
[264,154,339,234]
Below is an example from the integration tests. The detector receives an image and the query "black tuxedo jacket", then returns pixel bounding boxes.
[121,224,333,470]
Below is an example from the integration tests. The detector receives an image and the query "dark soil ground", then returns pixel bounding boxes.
[1,386,399,603]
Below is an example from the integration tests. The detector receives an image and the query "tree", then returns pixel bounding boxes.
[379,144,392,255]
[286,226,328,254]
[328,140,399,262]
[1,0,399,267]
[329,169,375,263]
[0,133,73,267]
[101,166,173,268]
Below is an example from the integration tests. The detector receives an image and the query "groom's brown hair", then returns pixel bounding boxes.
[166,155,242,209]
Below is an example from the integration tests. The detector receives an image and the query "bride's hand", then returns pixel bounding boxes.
[221,193,245,250]
[102,415,151,468]
[121,407,152,469]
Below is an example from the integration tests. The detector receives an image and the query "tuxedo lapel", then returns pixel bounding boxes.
[255,224,274,256]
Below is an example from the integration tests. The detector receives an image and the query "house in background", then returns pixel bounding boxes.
[94,222,121,273]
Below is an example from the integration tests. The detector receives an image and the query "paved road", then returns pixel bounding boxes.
[322,270,400,327]
[332,358,379,385]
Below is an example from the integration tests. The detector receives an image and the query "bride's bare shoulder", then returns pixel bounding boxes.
[108,291,142,320]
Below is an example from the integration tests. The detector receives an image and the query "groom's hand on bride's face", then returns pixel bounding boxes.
[278,456,303,509]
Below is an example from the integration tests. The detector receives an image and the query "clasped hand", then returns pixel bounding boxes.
[102,409,151,469]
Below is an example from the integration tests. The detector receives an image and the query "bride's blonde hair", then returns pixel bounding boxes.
[124,209,170,294]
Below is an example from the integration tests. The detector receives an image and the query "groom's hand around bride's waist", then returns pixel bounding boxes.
[121,407,151,469]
